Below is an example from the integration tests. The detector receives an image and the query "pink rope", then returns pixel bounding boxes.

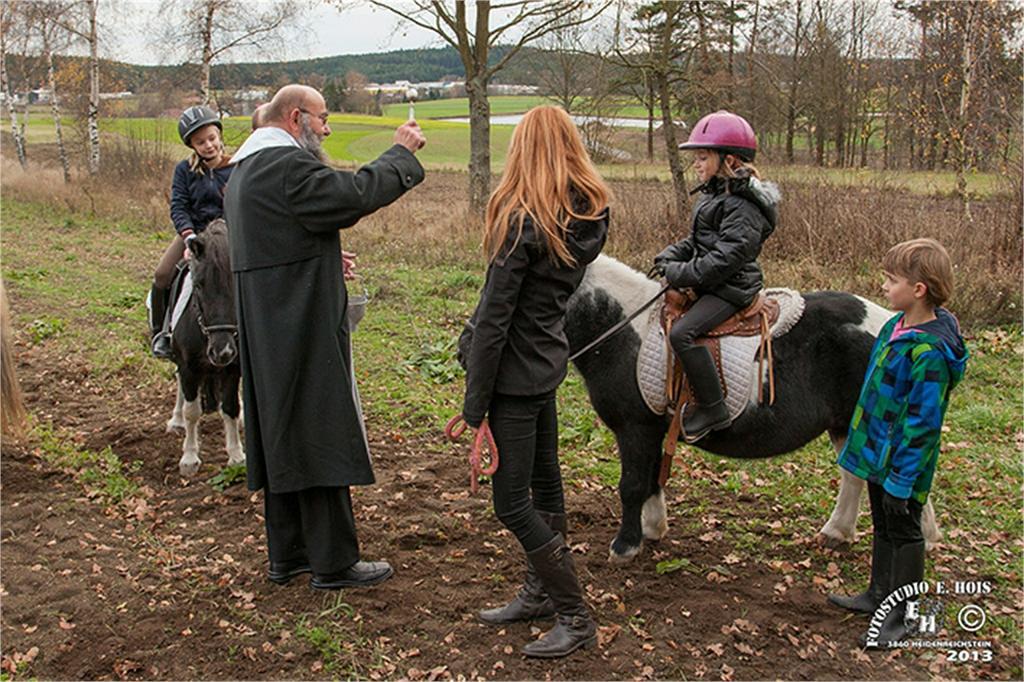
[445,414,499,494]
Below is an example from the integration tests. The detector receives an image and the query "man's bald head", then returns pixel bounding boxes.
[263,85,323,125]
[251,103,268,131]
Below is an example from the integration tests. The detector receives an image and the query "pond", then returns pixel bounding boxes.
[439,113,661,129]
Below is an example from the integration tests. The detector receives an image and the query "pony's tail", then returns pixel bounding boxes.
[1,279,28,439]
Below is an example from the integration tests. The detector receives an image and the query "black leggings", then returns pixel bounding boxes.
[868,481,924,546]
[668,293,741,357]
[488,391,564,553]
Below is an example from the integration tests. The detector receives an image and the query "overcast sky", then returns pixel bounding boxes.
[111,2,448,66]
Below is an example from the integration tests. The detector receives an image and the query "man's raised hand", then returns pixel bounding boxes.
[394,121,426,153]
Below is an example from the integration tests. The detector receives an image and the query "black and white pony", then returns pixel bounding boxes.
[164,220,244,476]
[565,255,940,563]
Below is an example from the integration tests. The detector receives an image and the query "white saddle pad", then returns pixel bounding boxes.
[636,288,806,417]
[169,273,194,333]
[145,273,193,334]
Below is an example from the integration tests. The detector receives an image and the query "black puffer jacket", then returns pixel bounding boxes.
[459,204,609,427]
[654,170,779,307]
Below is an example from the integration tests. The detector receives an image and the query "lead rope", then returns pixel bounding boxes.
[445,414,499,494]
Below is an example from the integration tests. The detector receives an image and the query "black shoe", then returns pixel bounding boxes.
[479,511,565,625]
[829,536,893,614]
[310,560,393,590]
[522,533,596,659]
[863,540,926,650]
[678,346,732,441]
[152,332,173,359]
[268,560,312,585]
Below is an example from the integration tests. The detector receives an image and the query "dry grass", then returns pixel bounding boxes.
[2,146,1018,327]
[349,171,1020,327]
[1,131,176,230]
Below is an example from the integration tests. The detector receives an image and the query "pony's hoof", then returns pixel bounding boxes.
[179,459,201,477]
[166,418,186,433]
[814,531,852,550]
[608,540,641,565]
[227,450,245,467]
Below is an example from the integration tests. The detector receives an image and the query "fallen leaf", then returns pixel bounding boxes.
[597,624,621,647]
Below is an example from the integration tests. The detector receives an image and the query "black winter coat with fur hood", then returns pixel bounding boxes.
[654,170,780,307]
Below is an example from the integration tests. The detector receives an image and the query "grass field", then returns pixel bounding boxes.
[381,95,663,121]
[10,102,1007,197]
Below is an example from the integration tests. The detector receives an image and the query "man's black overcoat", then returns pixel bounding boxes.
[225,143,424,492]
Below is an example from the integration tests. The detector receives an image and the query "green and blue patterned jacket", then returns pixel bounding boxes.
[837,308,968,503]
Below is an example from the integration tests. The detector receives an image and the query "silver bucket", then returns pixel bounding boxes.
[346,288,369,332]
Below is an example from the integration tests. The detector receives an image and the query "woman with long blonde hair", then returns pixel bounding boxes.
[458,105,611,658]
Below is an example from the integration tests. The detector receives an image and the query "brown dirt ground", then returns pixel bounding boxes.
[4,332,1016,682]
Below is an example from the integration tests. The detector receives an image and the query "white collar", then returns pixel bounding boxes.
[231,126,300,164]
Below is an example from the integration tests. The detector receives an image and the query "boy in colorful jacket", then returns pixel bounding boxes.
[828,238,968,649]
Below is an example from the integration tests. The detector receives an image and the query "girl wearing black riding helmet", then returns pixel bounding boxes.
[149,105,234,358]
[653,110,780,441]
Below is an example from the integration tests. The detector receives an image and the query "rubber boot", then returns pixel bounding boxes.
[828,534,893,614]
[679,346,731,441]
[150,284,173,359]
[863,540,926,650]
[522,533,596,659]
[478,511,565,625]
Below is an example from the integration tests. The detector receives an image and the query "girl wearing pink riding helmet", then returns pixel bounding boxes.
[653,110,781,441]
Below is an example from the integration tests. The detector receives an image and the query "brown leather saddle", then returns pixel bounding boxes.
[657,288,780,485]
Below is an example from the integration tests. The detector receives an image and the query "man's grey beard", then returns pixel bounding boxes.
[298,116,326,161]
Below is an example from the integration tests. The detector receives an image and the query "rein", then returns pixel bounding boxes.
[568,283,671,362]
[445,414,498,494]
[193,298,238,339]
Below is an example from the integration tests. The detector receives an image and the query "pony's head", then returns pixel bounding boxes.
[188,219,237,367]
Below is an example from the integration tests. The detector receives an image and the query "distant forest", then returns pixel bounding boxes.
[6,46,537,93]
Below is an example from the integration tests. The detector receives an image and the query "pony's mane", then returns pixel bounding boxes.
[194,220,231,274]
[577,255,662,338]
[582,254,660,298]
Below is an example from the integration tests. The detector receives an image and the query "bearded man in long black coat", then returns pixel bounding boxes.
[225,84,426,589]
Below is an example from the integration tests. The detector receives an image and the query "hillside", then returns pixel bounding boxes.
[4,46,541,93]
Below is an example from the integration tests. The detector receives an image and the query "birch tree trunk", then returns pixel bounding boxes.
[1,40,27,168]
[45,42,71,183]
[200,0,214,105]
[955,2,977,224]
[85,0,99,174]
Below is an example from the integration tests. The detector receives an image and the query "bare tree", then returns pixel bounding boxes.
[22,1,77,183]
[360,1,611,214]
[1,0,28,169]
[54,0,100,174]
[531,16,603,114]
[156,0,303,106]
[612,1,694,222]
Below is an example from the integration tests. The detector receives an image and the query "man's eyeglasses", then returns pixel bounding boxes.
[298,108,330,124]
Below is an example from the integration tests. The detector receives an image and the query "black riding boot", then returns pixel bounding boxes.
[828,534,893,614]
[863,540,926,650]
[522,533,596,659]
[150,284,173,359]
[479,511,565,625]
[679,346,731,441]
